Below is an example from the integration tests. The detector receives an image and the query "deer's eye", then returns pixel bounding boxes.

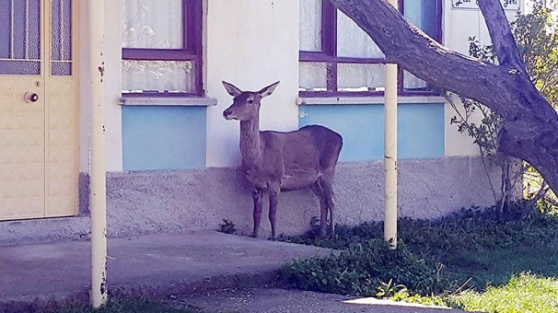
[247,99,254,104]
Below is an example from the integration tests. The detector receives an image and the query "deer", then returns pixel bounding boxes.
[222,81,343,240]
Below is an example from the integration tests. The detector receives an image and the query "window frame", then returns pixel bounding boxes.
[299,0,443,97]
[121,0,204,97]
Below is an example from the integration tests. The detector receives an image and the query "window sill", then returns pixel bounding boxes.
[297,95,447,106]
[119,96,217,107]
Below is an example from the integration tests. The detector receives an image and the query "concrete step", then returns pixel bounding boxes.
[0,230,333,302]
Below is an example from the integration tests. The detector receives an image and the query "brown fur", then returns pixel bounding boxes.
[223,81,343,239]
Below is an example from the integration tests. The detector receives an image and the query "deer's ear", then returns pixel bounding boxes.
[222,81,242,97]
[258,81,280,98]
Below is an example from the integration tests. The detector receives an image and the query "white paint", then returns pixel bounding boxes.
[205,0,300,167]
[79,0,123,173]
[384,0,399,248]
[86,0,108,307]
[442,0,524,156]
[444,99,480,156]
[103,1,124,172]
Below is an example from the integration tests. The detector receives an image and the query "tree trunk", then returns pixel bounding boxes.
[328,0,558,195]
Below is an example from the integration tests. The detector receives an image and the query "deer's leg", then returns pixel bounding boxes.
[252,188,263,238]
[311,182,328,237]
[268,183,280,240]
[321,177,336,235]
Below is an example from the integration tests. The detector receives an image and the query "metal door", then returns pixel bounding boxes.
[0,0,78,220]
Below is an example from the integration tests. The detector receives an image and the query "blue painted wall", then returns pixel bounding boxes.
[122,106,206,171]
[299,103,444,161]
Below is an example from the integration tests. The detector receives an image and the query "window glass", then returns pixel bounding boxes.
[299,62,328,92]
[404,0,439,39]
[403,0,437,91]
[122,60,195,93]
[0,0,41,75]
[403,70,428,91]
[337,10,384,58]
[299,0,441,96]
[51,0,72,75]
[299,0,322,52]
[121,0,202,95]
[122,0,183,49]
[337,63,385,92]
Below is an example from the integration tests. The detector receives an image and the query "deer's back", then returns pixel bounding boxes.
[258,125,342,190]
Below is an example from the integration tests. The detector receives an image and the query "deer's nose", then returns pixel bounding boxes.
[223,108,234,119]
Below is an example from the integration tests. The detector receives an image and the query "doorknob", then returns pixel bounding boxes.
[24,92,39,103]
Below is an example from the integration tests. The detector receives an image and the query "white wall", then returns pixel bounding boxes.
[79,0,525,171]
[79,1,123,173]
[204,0,300,167]
[442,0,524,156]
[103,1,124,172]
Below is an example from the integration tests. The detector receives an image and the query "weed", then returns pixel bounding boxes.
[218,219,236,234]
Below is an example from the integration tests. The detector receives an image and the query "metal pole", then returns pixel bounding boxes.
[384,0,399,249]
[88,0,108,308]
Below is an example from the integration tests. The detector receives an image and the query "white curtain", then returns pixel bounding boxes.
[299,62,327,91]
[122,0,194,93]
[338,63,385,92]
[404,70,428,90]
[122,60,194,93]
[122,0,182,49]
[299,0,322,52]
[337,10,384,58]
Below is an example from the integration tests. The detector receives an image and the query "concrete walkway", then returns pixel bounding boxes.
[0,230,465,313]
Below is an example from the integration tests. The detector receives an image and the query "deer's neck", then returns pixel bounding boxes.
[239,118,262,165]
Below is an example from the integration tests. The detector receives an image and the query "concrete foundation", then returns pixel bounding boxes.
[0,156,497,245]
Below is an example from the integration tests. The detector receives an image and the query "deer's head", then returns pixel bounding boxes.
[222,81,280,121]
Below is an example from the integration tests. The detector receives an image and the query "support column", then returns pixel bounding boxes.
[384,0,399,249]
[87,0,108,308]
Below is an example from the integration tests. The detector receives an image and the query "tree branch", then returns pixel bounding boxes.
[329,0,525,117]
[477,0,526,71]
[328,0,558,196]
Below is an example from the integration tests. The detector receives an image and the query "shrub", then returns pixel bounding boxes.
[280,239,449,296]
[279,203,558,297]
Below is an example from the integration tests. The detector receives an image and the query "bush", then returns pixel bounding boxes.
[279,203,558,297]
[280,239,449,297]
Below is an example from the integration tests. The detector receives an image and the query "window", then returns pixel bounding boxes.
[299,0,442,96]
[122,0,203,96]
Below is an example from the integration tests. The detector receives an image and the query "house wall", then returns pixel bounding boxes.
[0,0,525,244]
[79,0,124,173]
[443,0,522,156]
[205,0,300,167]
[299,103,445,161]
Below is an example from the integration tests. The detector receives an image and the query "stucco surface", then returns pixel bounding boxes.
[0,157,497,245]
[106,156,496,239]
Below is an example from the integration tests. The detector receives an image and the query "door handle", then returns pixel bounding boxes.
[24,92,39,103]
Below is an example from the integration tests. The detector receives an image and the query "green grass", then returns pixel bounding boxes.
[0,297,204,313]
[448,273,558,313]
[278,203,558,313]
